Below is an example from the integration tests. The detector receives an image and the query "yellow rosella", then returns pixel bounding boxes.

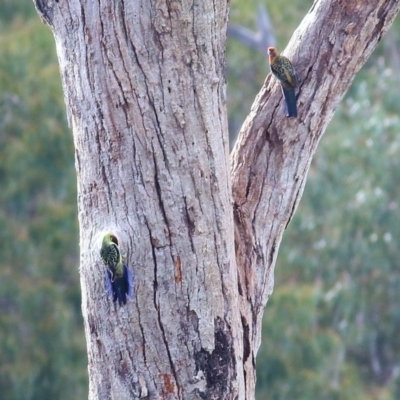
[268,46,298,118]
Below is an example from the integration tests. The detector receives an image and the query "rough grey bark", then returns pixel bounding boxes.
[32,0,400,399]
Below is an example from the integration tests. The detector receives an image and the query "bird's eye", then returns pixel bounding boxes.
[110,235,118,245]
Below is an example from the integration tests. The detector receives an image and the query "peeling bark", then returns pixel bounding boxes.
[32,0,400,398]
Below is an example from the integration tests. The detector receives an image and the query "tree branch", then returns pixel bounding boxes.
[231,0,400,384]
[227,3,276,53]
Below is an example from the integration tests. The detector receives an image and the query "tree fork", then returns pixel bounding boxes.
[33,0,400,399]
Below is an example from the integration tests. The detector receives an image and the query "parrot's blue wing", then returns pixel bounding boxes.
[104,269,114,300]
[124,265,135,301]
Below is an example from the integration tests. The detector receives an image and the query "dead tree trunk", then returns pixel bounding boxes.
[33,0,400,398]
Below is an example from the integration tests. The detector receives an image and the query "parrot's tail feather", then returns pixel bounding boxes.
[104,270,114,300]
[282,87,297,118]
[105,266,135,306]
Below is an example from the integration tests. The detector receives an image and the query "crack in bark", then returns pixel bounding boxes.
[151,237,180,396]
[128,39,171,173]
[151,147,173,246]
[182,196,196,253]
[135,304,150,380]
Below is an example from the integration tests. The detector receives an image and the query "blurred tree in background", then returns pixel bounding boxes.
[1,0,400,398]
[0,1,86,399]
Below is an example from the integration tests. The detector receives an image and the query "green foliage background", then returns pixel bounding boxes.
[1,0,400,398]
[0,1,86,399]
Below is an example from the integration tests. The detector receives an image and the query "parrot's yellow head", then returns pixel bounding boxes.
[103,233,118,246]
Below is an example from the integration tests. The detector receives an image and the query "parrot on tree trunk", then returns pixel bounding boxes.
[100,233,134,306]
[268,46,298,118]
